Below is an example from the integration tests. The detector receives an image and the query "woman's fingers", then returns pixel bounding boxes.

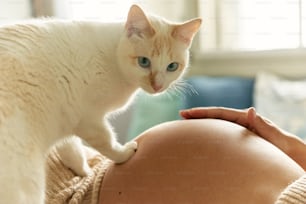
[180,107,250,127]
[180,107,280,139]
[181,107,283,139]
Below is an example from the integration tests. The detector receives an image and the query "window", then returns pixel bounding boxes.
[199,0,306,52]
[2,0,305,53]
[303,1,306,46]
[52,0,135,21]
[51,0,187,22]
[0,0,31,24]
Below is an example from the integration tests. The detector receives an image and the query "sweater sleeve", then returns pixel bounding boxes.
[275,174,306,204]
[45,146,112,204]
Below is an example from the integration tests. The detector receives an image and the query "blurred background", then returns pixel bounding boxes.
[1,0,306,141]
[1,0,306,75]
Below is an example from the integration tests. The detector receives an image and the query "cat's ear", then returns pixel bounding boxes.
[172,18,202,47]
[125,5,155,38]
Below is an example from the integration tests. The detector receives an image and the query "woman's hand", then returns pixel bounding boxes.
[181,107,255,130]
[181,107,278,137]
[180,107,306,170]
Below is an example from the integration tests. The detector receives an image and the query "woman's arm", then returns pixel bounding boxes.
[181,107,306,170]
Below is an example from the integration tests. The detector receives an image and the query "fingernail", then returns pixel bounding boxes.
[247,107,256,120]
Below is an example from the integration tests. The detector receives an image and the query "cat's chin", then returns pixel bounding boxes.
[151,92,164,96]
[142,89,166,96]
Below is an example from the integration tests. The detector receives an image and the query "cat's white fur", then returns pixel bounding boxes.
[0,5,201,203]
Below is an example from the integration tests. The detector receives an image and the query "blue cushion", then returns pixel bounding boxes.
[183,76,254,109]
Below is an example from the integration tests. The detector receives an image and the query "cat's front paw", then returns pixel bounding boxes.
[113,141,138,164]
[56,137,93,177]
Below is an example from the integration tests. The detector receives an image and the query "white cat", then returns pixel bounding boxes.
[0,4,201,203]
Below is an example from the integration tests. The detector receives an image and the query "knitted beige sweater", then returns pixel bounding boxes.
[45,147,111,204]
[275,174,306,204]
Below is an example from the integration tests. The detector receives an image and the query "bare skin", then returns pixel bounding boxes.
[99,117,304,204]
[181,107,306,170]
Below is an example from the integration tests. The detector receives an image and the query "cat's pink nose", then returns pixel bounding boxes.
[152,84,162,92]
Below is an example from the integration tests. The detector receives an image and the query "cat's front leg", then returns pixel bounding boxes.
[56,136,93,176]
[75,119,137,163]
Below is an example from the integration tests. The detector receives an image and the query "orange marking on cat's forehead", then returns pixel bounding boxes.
[150,28,175,58]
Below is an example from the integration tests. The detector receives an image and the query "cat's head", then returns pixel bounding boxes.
[117,5,201,95]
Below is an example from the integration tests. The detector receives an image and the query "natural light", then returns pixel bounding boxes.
[238,0,300,50]
[1,0,306,52]
[53,0,135,21]
[199,0,306,51]
[303,0,306,46]
[0,0,31,24]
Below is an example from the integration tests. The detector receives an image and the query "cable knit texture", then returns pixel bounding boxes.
[275,174,306,204]
[45,147,112,204]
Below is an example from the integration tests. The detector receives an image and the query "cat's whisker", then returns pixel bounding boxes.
[169,85,183,99]
[162,87,177,101]
[184,82,199,96]
[169,79,198,98]
[166,86,180,99]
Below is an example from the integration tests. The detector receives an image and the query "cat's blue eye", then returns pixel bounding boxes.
[138,57,151,69]
[167,62,179,72]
